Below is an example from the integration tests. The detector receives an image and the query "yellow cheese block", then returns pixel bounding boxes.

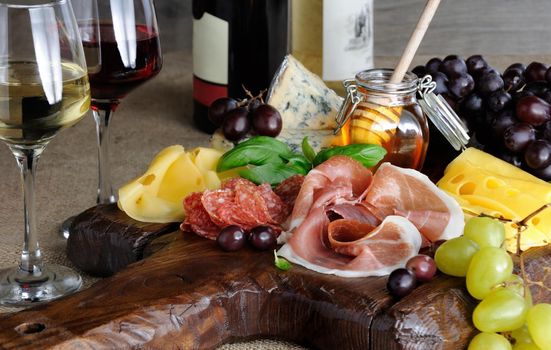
[438,147,551,252]
[118,146,225,223]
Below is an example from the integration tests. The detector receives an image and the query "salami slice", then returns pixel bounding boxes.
[274,175,305,215]
[234,182,273,225]
[257,184,287,224]
[182,192,220,240]
[201,189,235,227]
[222,177,256,191]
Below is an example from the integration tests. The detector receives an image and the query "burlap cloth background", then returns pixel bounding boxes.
[0,52,545,348]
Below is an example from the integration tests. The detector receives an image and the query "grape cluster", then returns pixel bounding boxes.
[208,97,283,141]
[216,225,277,252]
[431,216,551,350]
[413,56,551,181]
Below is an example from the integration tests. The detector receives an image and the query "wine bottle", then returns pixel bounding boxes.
[292,0,374,96]
[192,0,290,133]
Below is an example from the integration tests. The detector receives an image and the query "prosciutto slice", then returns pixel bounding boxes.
[289,156,372,230]
[363,163,464,242]
[277,216,422,277]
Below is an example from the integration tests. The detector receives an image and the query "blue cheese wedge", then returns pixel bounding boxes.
[267,55,343,132]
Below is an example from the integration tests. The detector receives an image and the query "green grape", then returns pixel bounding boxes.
[435,236,479,277]
[511,325,534,345]
[494,274,525,297]
[527,303,551,350]
[464,216,506,248]
[513,343,542,350]
[473,289,528,332]
[467,247,513,300]
[468,332,512,350]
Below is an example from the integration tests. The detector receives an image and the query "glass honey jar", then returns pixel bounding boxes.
[335,68,429,170]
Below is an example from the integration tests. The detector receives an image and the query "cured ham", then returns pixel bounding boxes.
[289,156,372,230]
[277,158,464,277]
[277,216,422,277]
[363,163,464,242]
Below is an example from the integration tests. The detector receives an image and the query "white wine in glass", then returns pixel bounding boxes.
[0,0,90,305]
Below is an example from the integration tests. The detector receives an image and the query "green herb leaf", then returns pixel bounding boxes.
[239,163,305,186]
[279,153,312,174]
[313,144,387,168]
[302,137,317,162]
[274,250,292,271]
[217,136,293,172]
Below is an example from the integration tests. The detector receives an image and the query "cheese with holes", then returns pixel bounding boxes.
[118,146,225,223]
[437,147,551,252]
[267,55,343,131]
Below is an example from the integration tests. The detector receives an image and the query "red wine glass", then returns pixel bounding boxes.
[61,0,162,238]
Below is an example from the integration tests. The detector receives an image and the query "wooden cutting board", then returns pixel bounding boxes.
[1,204,550,350]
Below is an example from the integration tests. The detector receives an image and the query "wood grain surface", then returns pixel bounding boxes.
[2,205,550,349]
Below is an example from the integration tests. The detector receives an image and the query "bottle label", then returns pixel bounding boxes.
[192,12,229,106]
[322,0,373,81]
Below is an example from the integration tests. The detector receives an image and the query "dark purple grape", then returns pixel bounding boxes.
[503,123,537,153]
[503,68,525,92]
[530,162,551,181]
[539,91,551,105]
[222,107,251,141]
[525,62,548,82]
[466,55,488,76]
[487,90,512,112]
[491,109,517,137]
[499,150,523,168]
[473,66,500,81]
[512,90,535,104]
[412,65,427,78]
[406,255,437,282]
[524,81,549,96]
[387,268,417,297]
[217,226,246,252]
[425,57,442,72]
[443,54,460,62]
[477,72,504,96]
[208,97,238,127]
[441,94,458,111]
[247,99,262,112]
[249,226,277,251]
[543,121,551,141]
[507,63,526,71]
[251,104,283,137]
[448,74,475,98]
[516,96,551,126]
[439,58,468,78]
[524,140,551,169]
[461,93,484,115]
[429,71,449,95]
[546,67,551,83]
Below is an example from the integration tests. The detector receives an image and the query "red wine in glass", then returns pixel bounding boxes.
[82,22,162,102]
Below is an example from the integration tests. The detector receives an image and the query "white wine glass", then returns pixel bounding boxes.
[0,0,90,305]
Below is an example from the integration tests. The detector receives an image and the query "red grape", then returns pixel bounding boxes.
[209,97,238,127]
[251,104,283,137]
[530,162,551,181]
[516,95,551,126]
[487,90,512,112]
[499,151,523,167]
[477,72,504,96]
[406,255,437,282]
[443,54,460,62]
[249,226,277,251]
[247,99,262,112]
[439,58,468,78]
[543,121,551,141]
[461,93,483,114]
[466,55,488,76]
[503,68,525,92]
[525,140,551,169]
[525,62,548,82]
[425,57,442,72]
[222,107,251,141]
[429,71,449,95]
[387,268,417,297]
[448,74,475,98]
[524,81,549,96]
[503,123,537,153]
[412,65,427,78]
[491,109,517,137]
[507,63,526,71]
[217,226,246,252]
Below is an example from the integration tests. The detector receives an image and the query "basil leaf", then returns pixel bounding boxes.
[313,144,387,168]
[274,250,292,271]
[217,136,293,172]
[239,163,305,186]
[279,153,312,174]
[302,137,316,162]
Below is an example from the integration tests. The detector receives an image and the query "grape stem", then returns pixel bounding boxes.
[240,85,267,105]
[514,202,551,256]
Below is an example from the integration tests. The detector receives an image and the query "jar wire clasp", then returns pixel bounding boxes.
[334,79,361,135]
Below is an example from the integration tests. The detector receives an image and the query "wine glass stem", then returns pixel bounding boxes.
[10,145,45,276]
[93,107,116,205]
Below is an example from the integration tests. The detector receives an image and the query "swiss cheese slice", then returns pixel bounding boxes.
[437,147,551,252]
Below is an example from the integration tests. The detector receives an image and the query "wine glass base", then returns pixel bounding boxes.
[59,216,75,239]
[0,265,82,306]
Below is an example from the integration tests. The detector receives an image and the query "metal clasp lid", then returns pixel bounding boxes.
[417,74,470,151]
[334,79,361,135]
